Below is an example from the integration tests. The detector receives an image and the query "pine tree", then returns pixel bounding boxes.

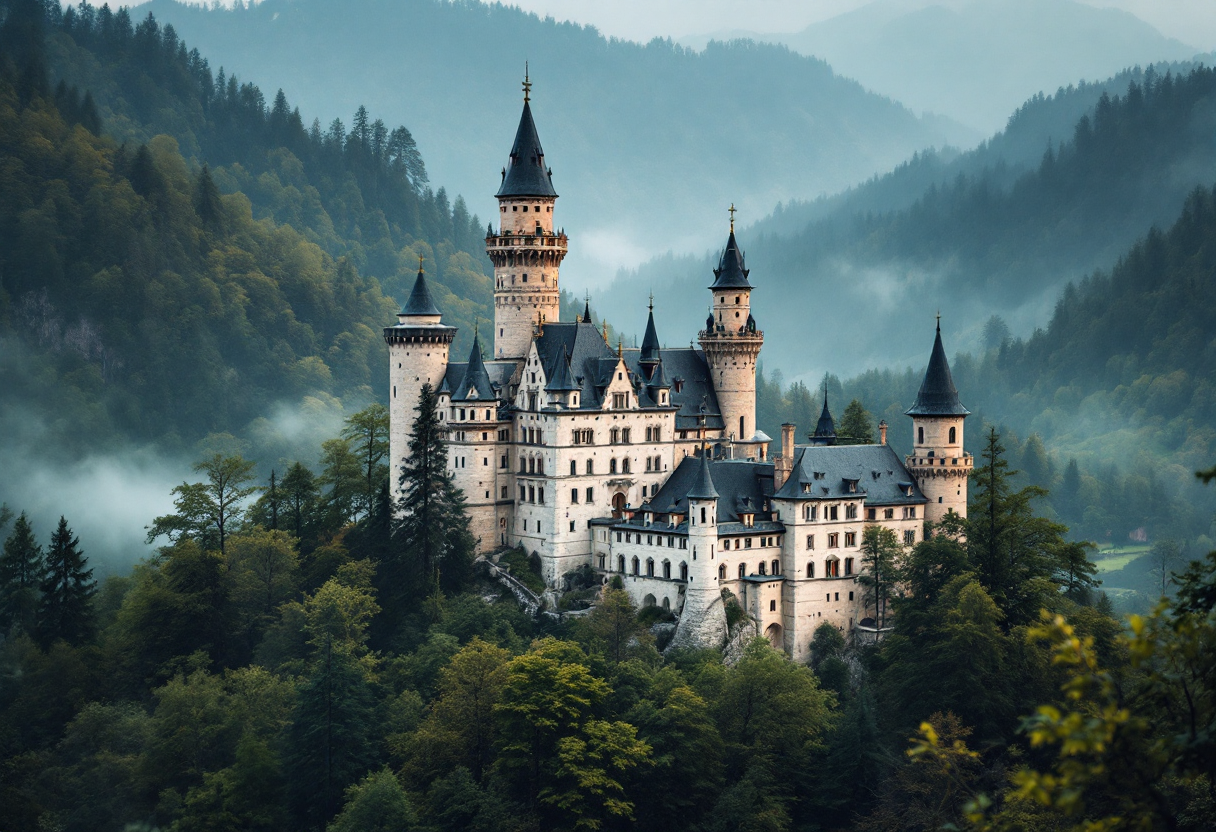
[394,383,474,597]
[195,163,223,228]
[37,516,96,646]
[838,399,875,444]
[282,462,319,544]
[0,512,43,634]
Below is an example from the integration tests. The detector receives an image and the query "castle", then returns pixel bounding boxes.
[385,80,972,660]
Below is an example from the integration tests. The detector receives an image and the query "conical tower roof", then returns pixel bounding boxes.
[686,451,719,500]
[710,229,751,289]
[401,267,440,317]
[582,298,592,323]
[496,86,557,198]
[545,346,579,392]
[906,321,970,417]
[648,355,671,391]
[640,302,661,364]
[453,330,495,400]
[813,393,837,444]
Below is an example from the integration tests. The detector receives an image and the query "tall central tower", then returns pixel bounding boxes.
[699,216,763,452]
[487,74,568,359]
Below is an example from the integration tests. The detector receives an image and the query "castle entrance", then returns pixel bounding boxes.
[611,492,626,518]
[764,622,783,650]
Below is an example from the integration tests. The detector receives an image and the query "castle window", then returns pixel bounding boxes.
[845,532,856,547]
[844,557,854,575]
[719,564,726,580]
[770,600,776,611]
[616,532,622,542]
[571,488,579,503]
[772,559,780,575]
[700,507,707,524]
[828,533,839,548]
[519,456,526,473]
[528,485,535,503]
[618,555,625,572]
[829,506,838,521]
[502,486,508,499]
[586,460,594,475]
[519,485,525,501]
[738,564,746,579]
[613,393,626,409]
[679,562,688,580]
[610,428,619,444]
[806,561,814,578]
[610,458,618,474]
[918,426,925,444]
[663,561,671,579]
[885,508,894,519]
[622,458,631,474]
[745,538,753,549]
[758,561,766,576]
[622,428,631,443]
[631,557,640,576]
[647,558,655,577]
[586,487,594,502]
[528,458,535,474]
[570,460,577,476]
[538,488,544,504]
[867,508,876,520]
[512,205,517,211]
[806,534,815,549]
[722,539,730,551]
[646,457,652,472]
[949,426,957,444]
[826,558,839,577]
[846,504,857,520]
[905,529,916,545]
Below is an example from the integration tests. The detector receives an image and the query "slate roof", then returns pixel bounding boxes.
[545,346,578,392]
[686,452,719,500]
[496,101,557,198]
[624,347,725,430]
[640,306,661,364]
[812,395,837,443]
[773,444,927,506]
[641,455,775,524]
[710,229,752,289]
[401,268,440,317]
[906,323,970,417]
[452,332,496,401]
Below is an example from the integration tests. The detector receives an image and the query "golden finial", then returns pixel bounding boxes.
[936,310,941,331]
[418,254,425,273]
[538,312,545,336]
[523,63,532,102]
[617,336,623,359]
[602,319,609,343]
[728,203,737,233]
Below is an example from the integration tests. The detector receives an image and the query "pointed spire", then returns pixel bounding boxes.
[812,386,837,445]
[401,261,440,316]
[640,297,661,365]
[906,317,970,416]
[497,74,557,198]
[686,451,719,501]
[648,355,671,391]
[454,328,494,400]
[710,225,751,289]
[582,293,592,324]
[545,346,579,392]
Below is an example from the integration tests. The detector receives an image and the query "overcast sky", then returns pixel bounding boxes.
[501,0,1215,49]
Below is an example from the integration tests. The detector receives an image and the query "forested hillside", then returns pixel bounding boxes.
[605,65,1216,379]
[0,0,493,456]
[756,183,1216,549]
[143,0,971,283]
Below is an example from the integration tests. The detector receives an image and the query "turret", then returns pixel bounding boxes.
[905,318,972,524]
[545,346,580,409]
[385,264,456,490]
[670,452,728,650]
[699,208,763,454]
[809,391,836,446]
[488,71,567,359]
[639,298,661,379]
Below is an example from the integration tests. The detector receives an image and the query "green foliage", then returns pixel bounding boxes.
[36,515,95,647]
[839,398,876,444]
[498,546,545,595]
[576,585,656,665]
[0,512,44,635]
[147,454,258,556]
[328,768,416,832]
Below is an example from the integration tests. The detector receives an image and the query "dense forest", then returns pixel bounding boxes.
[2,367,1214,831]
[0,0,494,457]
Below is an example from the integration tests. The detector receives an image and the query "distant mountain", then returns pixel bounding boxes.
[600,66,1216,384]
[684,0,1202,135]
[142,0,972,282]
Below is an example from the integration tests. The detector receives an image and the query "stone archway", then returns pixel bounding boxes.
[643,594,656,608]
[764,622,783,650]
[611,492,626,518]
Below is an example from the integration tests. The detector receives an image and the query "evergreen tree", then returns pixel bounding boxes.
[318,438,364,530]
[0,512,43,634]
[195,163,223,228]
[340,403,389,519]
[858,524,901,630]
[394,384,474,596]
[282,462,320,545]
[37,516,95,646]
[838,398,875,444]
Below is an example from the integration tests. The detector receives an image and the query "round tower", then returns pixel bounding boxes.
[699,213,763,451]
[385,264,456,489]
[905,318,972,524]
[670,453,729,650]
[488,73,567,360]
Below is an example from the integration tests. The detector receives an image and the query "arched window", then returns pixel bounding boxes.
[700,507,707,524]
[618,555,625,573]
[719,564,726,580]
[738,563,746,579]
[772,559,780,575]
[622,457,631,473]
[571,488,579,503]
[806,561,815,578]
[586,459,594,475]
[949,426,957,444]
[631,557,640,576]
[758,561,767,576]
[570,460,577,476]
[663,561,671,579]
[680,562,688,581]
[610,458,618,474]
[918,426,924,444]
[646,558,655,577]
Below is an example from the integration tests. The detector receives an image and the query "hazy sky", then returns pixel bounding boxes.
[502,0,1215,49]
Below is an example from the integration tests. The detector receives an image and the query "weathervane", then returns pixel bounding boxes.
[523,62,532,102]
[418,254,425,273]
[648,290,654,312]
[728,203,737,232]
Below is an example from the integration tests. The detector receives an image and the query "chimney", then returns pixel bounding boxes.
[775,423,796,489]
[879,420,888,445]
